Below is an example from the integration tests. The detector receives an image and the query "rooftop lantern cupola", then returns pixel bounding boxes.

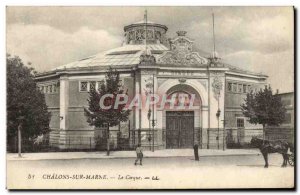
[123,13,168,45]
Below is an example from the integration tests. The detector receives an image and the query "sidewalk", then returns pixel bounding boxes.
[7,149,261,161]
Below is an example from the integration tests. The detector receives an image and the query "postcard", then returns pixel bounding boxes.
[6,6,294,189]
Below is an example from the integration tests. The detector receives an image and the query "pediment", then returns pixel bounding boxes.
[157,50,208,66]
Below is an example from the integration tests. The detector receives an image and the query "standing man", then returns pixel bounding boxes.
[134,144,143,166]
[194,144,199,161]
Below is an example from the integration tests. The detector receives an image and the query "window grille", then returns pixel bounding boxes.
[232,83,237,92]
[97,81,105,91]
[80,82,88,92]
[90,81,96,91]
[228,82,232,91]
[243,84,247,93]
[237,118,245,128]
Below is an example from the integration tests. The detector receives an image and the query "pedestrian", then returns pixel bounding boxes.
[134,144,143,166]
[193,144,199,161]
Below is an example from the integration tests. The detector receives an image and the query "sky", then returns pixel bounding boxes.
[6,6,294,93]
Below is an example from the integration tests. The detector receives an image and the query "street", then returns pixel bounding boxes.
[6,153,293,168]
[7,153,294,189]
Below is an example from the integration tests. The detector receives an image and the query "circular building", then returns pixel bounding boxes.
[35,18,268,150]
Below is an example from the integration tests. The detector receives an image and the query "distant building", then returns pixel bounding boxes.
[278,92,295,128]
[35,18,268,150]
[266,92,294,143]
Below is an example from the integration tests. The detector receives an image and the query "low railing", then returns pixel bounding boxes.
[265,127,294,144]
[225,128,263,149]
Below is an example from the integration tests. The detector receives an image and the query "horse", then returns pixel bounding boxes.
[250,137,294,168]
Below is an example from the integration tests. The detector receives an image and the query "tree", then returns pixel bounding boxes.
[241,86,286,139]
[7,54,51,151]
[84,67,130,155]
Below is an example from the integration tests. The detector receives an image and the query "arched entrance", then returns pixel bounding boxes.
[163,84,202,149]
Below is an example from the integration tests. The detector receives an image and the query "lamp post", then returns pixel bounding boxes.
[106,122,110,156]
[216,108,221,150]
[16,116,24,158]
[147,108,152,151]
[151,74,156,152]
[151,118,156,152]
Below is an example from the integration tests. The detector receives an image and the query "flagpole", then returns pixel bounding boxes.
[212,13,216,56]
[144,9,148,52]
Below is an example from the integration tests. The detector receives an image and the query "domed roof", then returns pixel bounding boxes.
[51,19,170,71]
[43,19,267,78]
[53,44,169,71]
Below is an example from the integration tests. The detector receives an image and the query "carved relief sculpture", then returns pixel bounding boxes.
[211,76,223,100]
[157,31,208,66]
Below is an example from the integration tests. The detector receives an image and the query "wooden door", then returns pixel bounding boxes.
[166,111,194,149]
